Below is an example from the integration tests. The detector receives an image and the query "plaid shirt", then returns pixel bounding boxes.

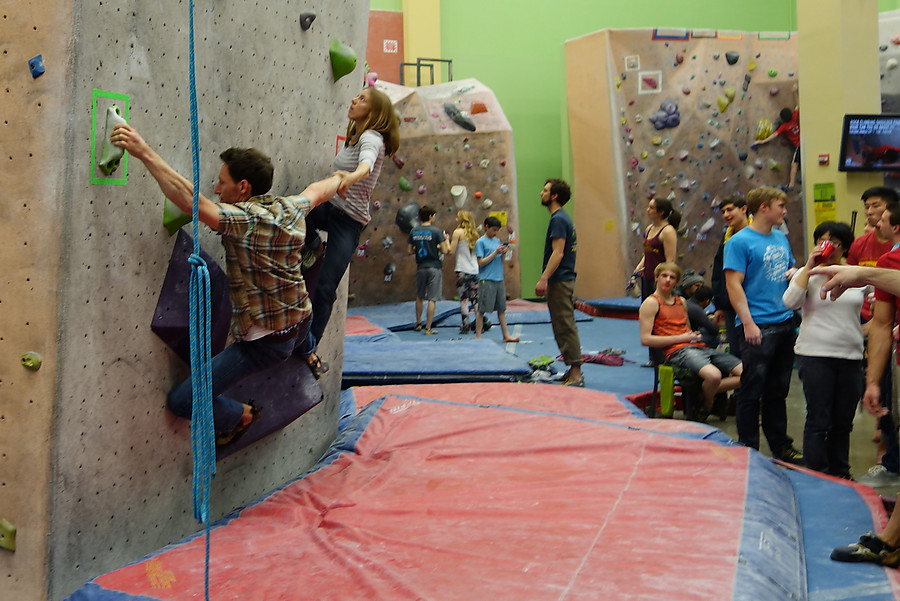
[217,194,312,340]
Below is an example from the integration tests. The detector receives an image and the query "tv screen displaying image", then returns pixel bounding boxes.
[839,114,900,171]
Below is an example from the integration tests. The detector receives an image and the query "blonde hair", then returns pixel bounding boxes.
[346,87,400,156]
[746,186,787,215]
[457,210,478,251]
[654,261,682,280]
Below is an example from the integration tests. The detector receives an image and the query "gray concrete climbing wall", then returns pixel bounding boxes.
[347,79,521,307]
[567,28,801,299]
[1,1,369,599]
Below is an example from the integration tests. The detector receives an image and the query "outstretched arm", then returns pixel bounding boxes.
[111,123,221,230]
[300,171,347,210]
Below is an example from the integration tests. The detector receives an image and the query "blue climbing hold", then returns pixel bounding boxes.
[28,54,45,78]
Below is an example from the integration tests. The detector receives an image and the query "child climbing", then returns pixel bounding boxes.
[751,84,800,191]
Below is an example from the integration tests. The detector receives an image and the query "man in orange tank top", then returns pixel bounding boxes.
[639,262,743,421]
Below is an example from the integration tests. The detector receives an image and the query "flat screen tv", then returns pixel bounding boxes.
[839,113,900,171]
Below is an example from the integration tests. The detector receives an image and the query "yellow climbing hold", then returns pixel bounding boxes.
[724,87,736,102]
[651,137,662,146]
[640,151,648,159]
[755,118,773,140]
[749,58,756,71]
[717,95,730,112]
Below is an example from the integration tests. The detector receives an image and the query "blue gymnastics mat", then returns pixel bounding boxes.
[348,299,592,332]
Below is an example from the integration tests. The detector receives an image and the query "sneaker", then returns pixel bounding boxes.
[832,532,900,568]
[482,319,492,332]
[423,328,438,335]
[459,319,470,335]
[413,323,423,332]
[779,446,805,465]
[858,464,900,487]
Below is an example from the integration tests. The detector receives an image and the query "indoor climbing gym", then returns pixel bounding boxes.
[6,1,900,600]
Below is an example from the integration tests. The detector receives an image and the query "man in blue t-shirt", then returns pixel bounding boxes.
[535,178,584,387]
[408,205,449,334]
[724,186,802,463]
[475,216,520,342]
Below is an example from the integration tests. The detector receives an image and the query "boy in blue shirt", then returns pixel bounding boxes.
[475,216,519,342]
[408,205,450,334]
[724,186,802,464]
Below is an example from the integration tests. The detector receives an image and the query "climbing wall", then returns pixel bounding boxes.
[567,29,801,299]
[1,1,370,599]
[347,79,520,307]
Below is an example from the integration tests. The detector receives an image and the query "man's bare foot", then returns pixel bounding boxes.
[502,336,520,343]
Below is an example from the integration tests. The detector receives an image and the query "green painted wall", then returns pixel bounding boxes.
[439,1,798,296]
[371,0,403,11]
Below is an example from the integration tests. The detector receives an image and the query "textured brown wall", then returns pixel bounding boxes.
[0,0,73,598]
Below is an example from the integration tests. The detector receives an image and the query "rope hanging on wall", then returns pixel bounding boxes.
[185,0,215,599]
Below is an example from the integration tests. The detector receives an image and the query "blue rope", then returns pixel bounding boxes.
[186,0,215,599]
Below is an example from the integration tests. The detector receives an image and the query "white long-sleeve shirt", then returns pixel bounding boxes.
[783,271,865,360]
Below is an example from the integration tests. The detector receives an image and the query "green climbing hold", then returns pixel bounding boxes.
[163,198,191,236]
[768,68,778,77]
[20,351,42,371]
[398,176,412,191]
[0,519,15,552]
[329,39,357,81]
[98,105,127,175]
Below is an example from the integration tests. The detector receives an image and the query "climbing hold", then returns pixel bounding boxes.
[98,105,127,175]
[713,53,720,60]
[634,114,643,123]
[474,191,482,199]
[28,54,45,78]
[630,156,639,168]
[640,151,648,159]
[415,169,424,179]
[450,185,467,208]
[482,198,493,209]
[737,150,748,161]
[471,102,488,115]
[398,176,412,191]
[444,102,476,131]
[417,185,427,194]
[0,519,15,552]
[682,86,691,95]
[709,137,721,149]
[724,87,736,101]
[395,201,421,234]
[677,150,689,161]
[384,262,397,276]
[392,155,405,169]
[717,95,730,112]
[767,158,782,172]
[655,149,665,158]
[464,161,473,169]
[373,200,381,211]
[679,179,691,192]
[20,351,42,371]
[769,86,780,96]
[299,11,316,30]
[767,68,778,77]
[888,58,899,71]
[651,137,662,146]
[382,236,393,249]
[755,118,773,140]
[329,39,357,81]
[366,71,378,87]
[675,52,684,64]
[500,184,509,194]
[725,51,739,65]
[163,198,191,236]
[641,75,658,89]
[479,159,490,169]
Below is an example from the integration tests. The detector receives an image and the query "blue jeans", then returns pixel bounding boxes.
[305,202,366,343]
[734,319,796,454]
[722,306,741,360]
[797,355,863,478]
[167,317,314,432]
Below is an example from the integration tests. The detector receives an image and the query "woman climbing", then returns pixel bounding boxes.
[302,86,400,377]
